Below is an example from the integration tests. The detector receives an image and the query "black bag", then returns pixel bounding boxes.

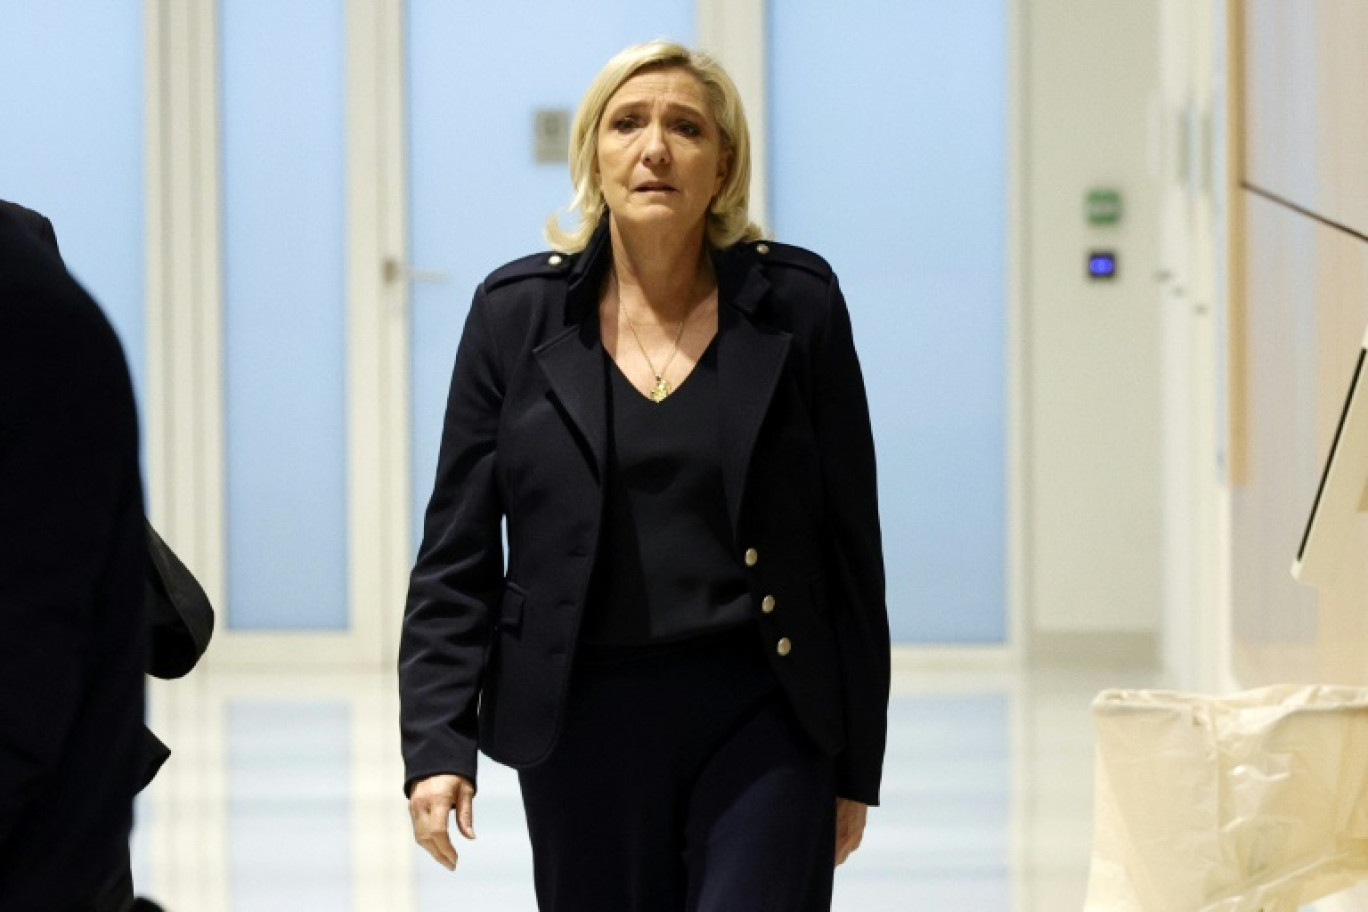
[137,523,215,791]
[144,521,214,679]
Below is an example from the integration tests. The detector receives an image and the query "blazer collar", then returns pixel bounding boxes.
[563,219,613,325]
[564,220,773,323]
[710,241,771,319]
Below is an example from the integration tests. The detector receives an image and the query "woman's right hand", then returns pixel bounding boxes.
[409,773,477,870]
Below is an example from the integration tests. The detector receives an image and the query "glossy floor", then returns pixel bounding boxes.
[129,658,1161,911]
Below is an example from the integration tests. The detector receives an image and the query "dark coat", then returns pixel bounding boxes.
[0,199,216,795]
[400,223,890,805]
[0,199,60,258]
[0,207,146,909]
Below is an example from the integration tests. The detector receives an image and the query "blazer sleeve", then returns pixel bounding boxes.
[398,286,506,795]
[813,275,890,806]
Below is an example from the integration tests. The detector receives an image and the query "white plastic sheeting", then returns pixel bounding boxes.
[1085,685,1368,912]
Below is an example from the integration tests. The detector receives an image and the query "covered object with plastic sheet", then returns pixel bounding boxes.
[1086,685,1368,911]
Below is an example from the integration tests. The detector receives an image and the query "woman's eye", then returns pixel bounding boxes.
[611,116,640,132]
[674,121,701,137]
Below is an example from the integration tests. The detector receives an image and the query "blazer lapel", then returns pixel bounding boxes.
[535,317,608,481]
[532,222,612,479]
[715,250,791,537]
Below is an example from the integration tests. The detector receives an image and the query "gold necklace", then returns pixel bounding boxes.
[614,275,692,403]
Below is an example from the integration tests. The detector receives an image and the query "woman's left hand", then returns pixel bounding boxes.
[834,797,868,866]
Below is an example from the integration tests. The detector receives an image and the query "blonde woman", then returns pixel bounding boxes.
[400,40,889,911]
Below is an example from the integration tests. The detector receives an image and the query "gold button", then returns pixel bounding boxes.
[756,243,770,255]
[548,254,564,266]
[744,548,759,567]
[761,595,776,614]
[776,637,792,656]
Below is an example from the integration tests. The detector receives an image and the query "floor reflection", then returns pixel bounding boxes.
[130,659,1159,911]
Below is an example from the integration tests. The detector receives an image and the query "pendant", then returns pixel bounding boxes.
[648,377,672,402]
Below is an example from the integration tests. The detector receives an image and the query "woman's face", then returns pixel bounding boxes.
[595,67,729,241]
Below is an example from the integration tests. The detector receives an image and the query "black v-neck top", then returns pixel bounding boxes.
[581,336,752,646]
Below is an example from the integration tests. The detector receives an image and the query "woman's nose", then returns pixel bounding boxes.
[641,122,670,165]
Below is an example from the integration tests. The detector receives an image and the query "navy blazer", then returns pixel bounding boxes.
[400,223,890,805]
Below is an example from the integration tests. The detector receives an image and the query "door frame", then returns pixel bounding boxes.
[145,0,409,670]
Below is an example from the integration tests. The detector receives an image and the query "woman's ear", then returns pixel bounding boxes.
[714,149,732,196]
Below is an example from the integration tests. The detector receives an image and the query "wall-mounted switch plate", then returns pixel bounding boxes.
[534,108,571,164]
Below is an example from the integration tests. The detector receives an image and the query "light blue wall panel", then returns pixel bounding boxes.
[221,0,349,629]
[0,0,145,409]
[406,0,694,550]
[770,1,1008,643]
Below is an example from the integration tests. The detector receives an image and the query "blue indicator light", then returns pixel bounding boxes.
[1088,251,1117,280]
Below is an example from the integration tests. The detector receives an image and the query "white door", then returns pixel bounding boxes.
[147,0,408,670]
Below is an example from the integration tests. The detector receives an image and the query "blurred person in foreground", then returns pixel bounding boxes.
[0,203,146,909]
[0,198,213,911]
[400,40,889,911]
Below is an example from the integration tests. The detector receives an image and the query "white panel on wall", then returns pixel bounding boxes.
[1024,0,1163,636]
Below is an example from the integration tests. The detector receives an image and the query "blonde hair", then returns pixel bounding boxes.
[545,40,763,252]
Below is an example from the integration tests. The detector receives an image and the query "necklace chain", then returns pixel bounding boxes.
[613,273,693,403]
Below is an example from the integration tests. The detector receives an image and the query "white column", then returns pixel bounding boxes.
[344,0,412,670]
[696,0,769,232]
[144,0,227,616]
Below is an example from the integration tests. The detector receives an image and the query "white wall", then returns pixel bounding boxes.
[1021,1,1165,652]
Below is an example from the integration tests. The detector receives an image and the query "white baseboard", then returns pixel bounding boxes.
[890,643,1018,670]
[888,643,1020,694]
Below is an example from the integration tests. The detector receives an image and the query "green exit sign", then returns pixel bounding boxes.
[1086,188,1123,226]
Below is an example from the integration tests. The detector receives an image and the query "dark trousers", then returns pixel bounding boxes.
[518,627,835,912]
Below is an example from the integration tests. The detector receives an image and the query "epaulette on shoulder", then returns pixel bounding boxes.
[484,250,578,291]
[745,239,834,282]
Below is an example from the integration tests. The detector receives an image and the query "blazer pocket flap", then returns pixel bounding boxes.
[499,584,526,629]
